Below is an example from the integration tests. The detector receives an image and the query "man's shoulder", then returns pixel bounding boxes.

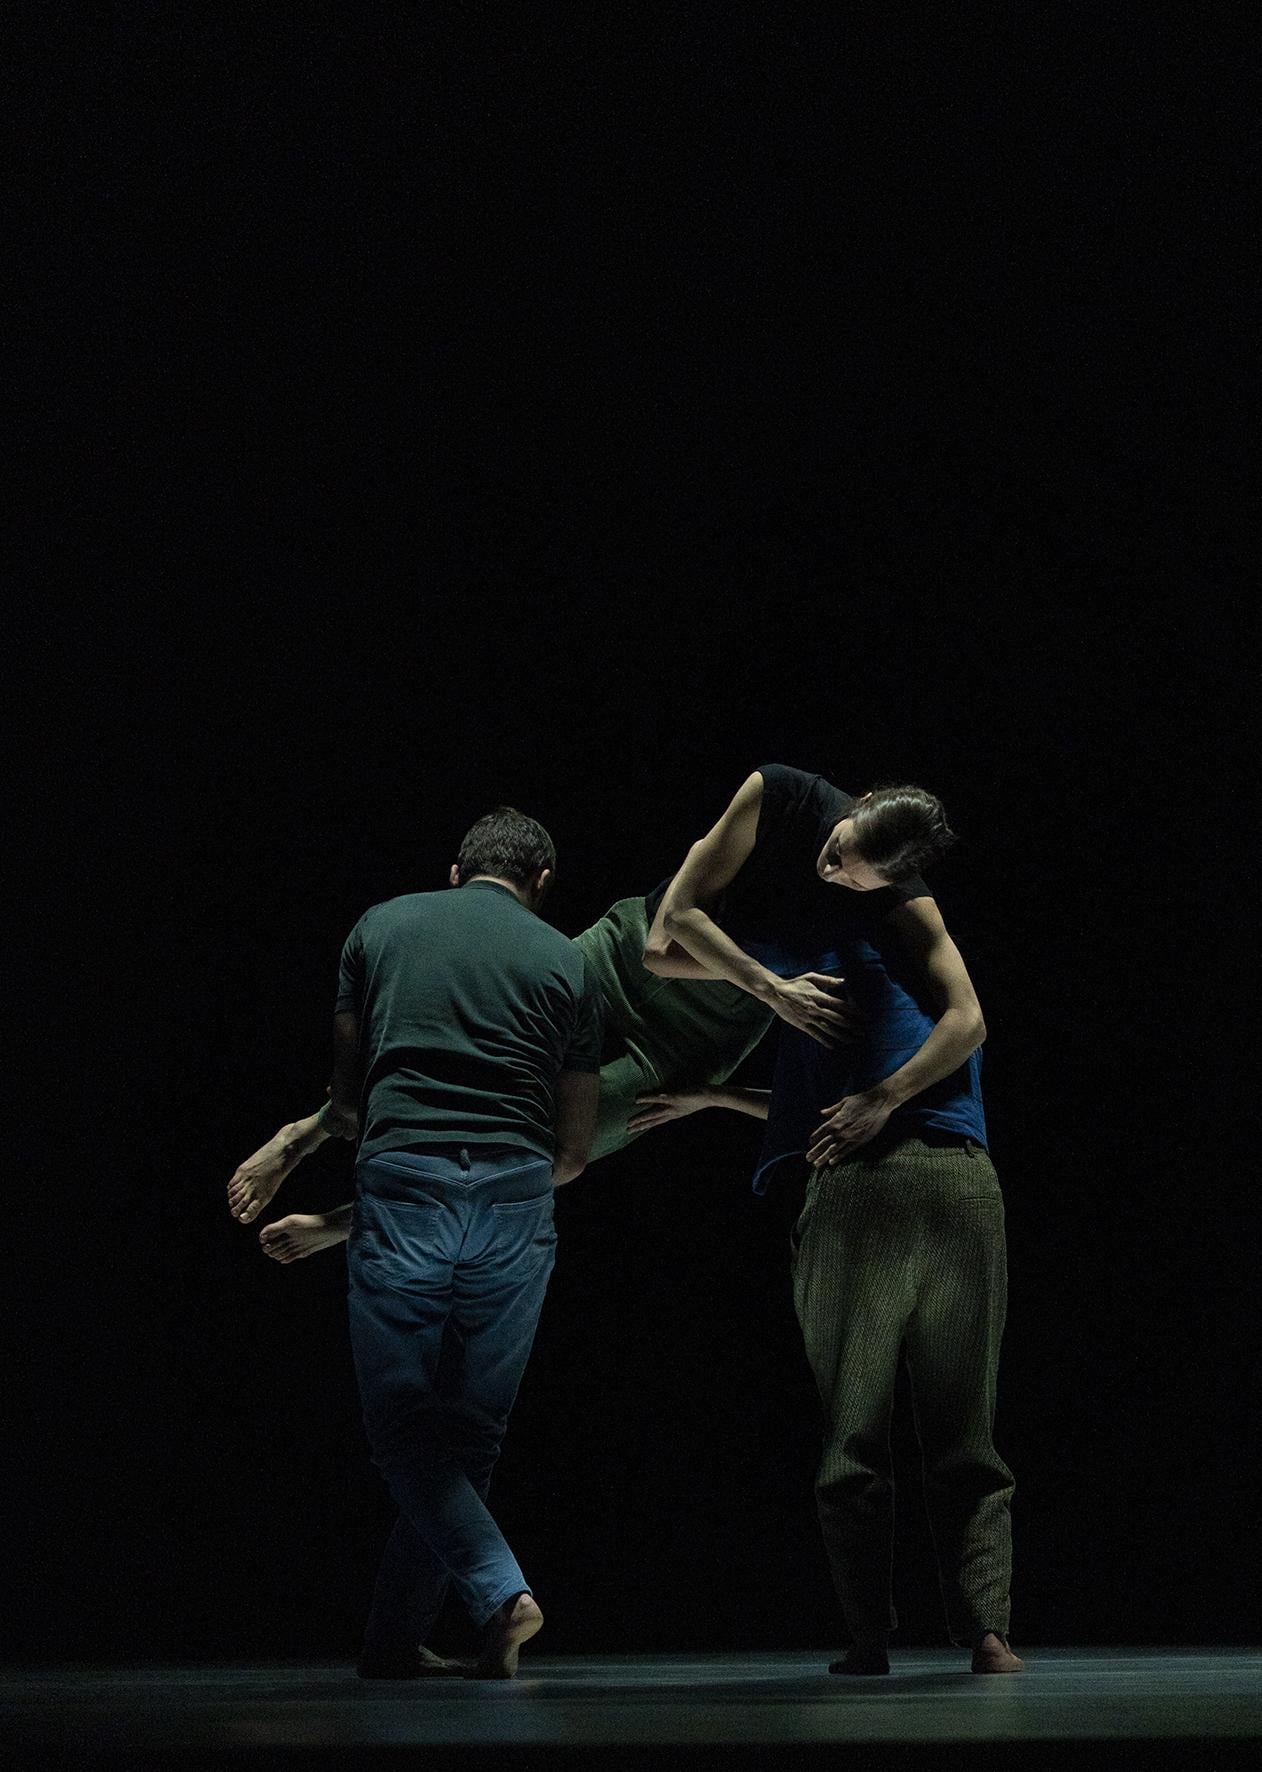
[355,890,450,935]
[501,917,592,1000]
[365,889,447,919]
[530,918,590,972]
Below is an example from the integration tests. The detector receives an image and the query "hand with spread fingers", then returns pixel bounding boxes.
[768,972,864,1047]
[806,1085,895,1168]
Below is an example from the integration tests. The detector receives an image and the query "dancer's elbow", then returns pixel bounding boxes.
[553,1151,588,1188]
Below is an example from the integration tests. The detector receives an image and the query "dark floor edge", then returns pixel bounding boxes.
[8,1738,1259,1772]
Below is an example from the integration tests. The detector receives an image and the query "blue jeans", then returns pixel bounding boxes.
[347,1145,556,1653]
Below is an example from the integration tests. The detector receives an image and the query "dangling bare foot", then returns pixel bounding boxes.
[260,1211,350,1264]
[228,1126,306,1224]
[469,1592,543,1680]
[972,1631,1024,1673]
[828,1637,890,1676]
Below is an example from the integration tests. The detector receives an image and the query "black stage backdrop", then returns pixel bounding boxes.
[9,7,1258,1662]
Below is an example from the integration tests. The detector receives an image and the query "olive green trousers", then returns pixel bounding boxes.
[791,1135,1015,1646]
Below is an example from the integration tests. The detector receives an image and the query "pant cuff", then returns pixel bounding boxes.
[474,1579,532,1632]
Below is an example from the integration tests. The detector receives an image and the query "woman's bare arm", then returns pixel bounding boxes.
[643,771,857,1046]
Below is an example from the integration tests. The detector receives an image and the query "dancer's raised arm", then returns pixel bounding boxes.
[643,770,857,1047]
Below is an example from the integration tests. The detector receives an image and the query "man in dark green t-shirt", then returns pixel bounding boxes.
[334,849,602,1170]
[248,807,601,1681]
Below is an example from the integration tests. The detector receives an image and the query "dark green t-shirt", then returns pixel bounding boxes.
[336,880,603,1164]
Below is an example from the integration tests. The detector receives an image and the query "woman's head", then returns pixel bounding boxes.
[816,785,957,889]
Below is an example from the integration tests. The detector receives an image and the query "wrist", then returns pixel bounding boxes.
[750,970,782,1005]
[873,1074,911,1109]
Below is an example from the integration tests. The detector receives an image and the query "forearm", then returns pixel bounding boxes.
[329,1010,362,1123]
[875,1007,986,1107]
[707,1085,771,1121]
[654,905,778,1002]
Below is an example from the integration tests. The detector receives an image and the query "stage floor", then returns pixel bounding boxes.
[3,1648,1259,1768]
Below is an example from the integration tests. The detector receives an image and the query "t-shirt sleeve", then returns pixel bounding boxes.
[335,918,366,1013]
[561,959,604,1074]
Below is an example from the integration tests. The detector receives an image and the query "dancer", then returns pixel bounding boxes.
[248,805,606,1682]
[642,763,1022,1676]
[228,821,786,1675]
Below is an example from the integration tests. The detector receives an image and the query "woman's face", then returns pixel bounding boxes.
[816,817,890,892]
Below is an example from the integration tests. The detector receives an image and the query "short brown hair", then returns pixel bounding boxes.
[456,806,556,887]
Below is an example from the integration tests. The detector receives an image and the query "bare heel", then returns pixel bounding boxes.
[470,1593,543,1680]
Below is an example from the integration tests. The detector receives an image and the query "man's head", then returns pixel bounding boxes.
[816,785,957,891]
[450,805,556,910]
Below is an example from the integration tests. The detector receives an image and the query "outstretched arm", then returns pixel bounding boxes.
[627,1084,770,1135]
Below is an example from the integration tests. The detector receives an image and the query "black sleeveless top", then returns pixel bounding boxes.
[644,762,927,951]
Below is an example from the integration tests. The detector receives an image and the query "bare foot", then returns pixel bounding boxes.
[259,1212,348,1264]
[972,1632,1025,1674]
[828,1639,890,1676]
[469,1592,543,1680]
[416,1645,475,1677]
[228,1130,302,1224]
